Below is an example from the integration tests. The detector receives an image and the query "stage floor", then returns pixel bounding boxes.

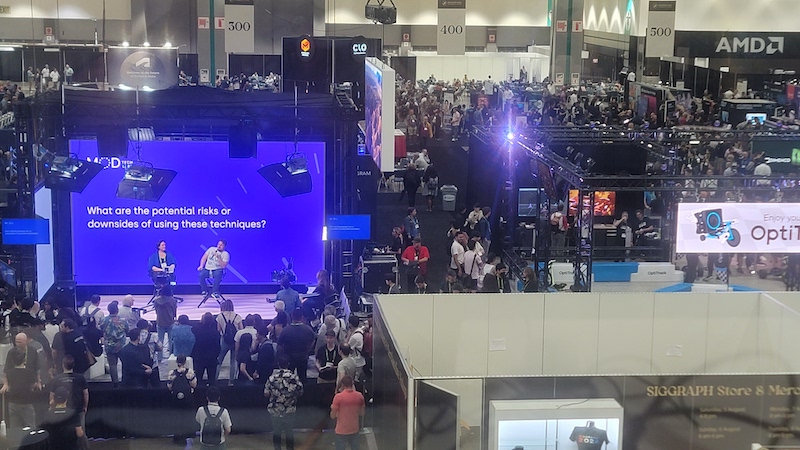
[98,293,280,322]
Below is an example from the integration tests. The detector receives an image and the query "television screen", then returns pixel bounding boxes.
[1,219,50,245]
[68,139,325,286]
[0,260,15,288]
[518,188,545,217]
[326,215,371,240]
[568,190,617,216]
[746,112,767,125]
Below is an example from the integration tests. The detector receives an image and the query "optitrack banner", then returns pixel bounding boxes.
[676,203,800,253]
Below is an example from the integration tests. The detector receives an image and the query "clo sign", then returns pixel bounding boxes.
[352,42,367,56]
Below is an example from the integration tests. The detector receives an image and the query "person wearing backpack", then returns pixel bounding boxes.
[99,302,129,387]
[215,300,242,384]
[79,295,104,330]
[80,295,104,358]
[195,386,231,449]
[168,355,197,444]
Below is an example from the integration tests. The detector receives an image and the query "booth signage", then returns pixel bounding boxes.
[107,47,179,90]
[646,0,676,58]
[675,32,800,58]
[351,36,368,57]
[224,0,254,54]
[437,0,466,55]
[676,203,800,253]
[299,35,314,60]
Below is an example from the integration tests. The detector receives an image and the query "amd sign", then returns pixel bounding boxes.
[715,36,784,55]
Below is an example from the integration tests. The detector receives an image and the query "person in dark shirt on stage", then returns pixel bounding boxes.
[42,387,83,450]
[277,309,316,387]
[633,209,655,247]
[119,329,153,388]
[148,240,177,282]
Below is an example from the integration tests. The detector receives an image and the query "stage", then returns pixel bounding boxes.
[96,293,282,322]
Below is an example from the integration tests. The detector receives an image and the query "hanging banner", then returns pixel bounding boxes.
[676,203,800,253]
[437,0,466,55]
[107,47,179,90]
[224,0,254,54]
[646,1,676,58]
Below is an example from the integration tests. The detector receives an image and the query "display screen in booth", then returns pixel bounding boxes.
[518,188,547,217]
[365,60,383,171]
[751,139,800,173]
[746,112,767,124]
[1,219,50,245]
[569,191,617,216]
[676,203,800,253]
[68,140,325,285]
[326,215,371,240]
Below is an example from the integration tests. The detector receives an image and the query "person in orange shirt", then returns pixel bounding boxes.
[330,376,365,450]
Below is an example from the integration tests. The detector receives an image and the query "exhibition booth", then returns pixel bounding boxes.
[373,291,800,449]
[404,49,551,84]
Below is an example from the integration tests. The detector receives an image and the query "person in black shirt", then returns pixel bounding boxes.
[2,337,40,428]
[42,387,83,450]
[633,209,655,247]
[522,266,539,293]
[192,312,221,386]
[277,309,316,386]
[438,269,458,293]
[254,326,275,384]
[389,227,406,260]
[119,329,153,388]
[52,319,91,376]
[412,276,432,294]
[48,355,88,447]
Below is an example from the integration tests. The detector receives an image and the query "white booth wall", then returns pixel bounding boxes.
[407,50,551,84]
[379,291,800,427]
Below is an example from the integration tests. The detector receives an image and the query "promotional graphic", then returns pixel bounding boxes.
[107,47,179,90]
[68,140,325,285]
[676,203,800,253]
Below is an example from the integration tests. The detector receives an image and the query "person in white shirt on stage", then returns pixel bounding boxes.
[197,240,230,297]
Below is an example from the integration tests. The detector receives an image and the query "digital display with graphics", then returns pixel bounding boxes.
[326,215,371,240]
[68,140,325,285]
[107,47,179,90]
[1,219,50,245]
[569,190,617,216]
[365,60,383,171]
[751,139,800,173]
[676,203,800,253]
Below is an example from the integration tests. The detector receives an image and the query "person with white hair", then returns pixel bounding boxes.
[118,294,139,330]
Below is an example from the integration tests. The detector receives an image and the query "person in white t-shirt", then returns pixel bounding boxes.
[197,240,230,296]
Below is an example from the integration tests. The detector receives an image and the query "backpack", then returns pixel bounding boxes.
[81,307,100,328]
[201,405,225,445]
[222,314,237,345]
[171,369,192,400]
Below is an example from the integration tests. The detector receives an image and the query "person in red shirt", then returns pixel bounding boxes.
[330,375,365,450]
[400,237,430,290]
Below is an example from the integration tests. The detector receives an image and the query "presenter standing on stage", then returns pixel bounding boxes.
[198,240,230,297]
[149,240,177,282]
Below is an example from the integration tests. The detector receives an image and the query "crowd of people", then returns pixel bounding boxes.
[210,72,281,92]
[0,270,371,449]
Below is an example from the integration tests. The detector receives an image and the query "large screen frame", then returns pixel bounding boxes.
[365,57,396,172]
[67,139,326,286]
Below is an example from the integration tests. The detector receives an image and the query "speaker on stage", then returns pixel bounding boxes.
[258,162,312,197]
[229,124,258,158]
[97,127,129,157]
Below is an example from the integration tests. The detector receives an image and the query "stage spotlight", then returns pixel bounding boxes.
[128,127,156,142]
[258,154,312,198]
[44,156,103,193]
[143,41,150,47]
[163,42,172,48]
[506,132,515,140]
[582,157,596,171]
[121,41,130,47]
[116,162,177,201]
